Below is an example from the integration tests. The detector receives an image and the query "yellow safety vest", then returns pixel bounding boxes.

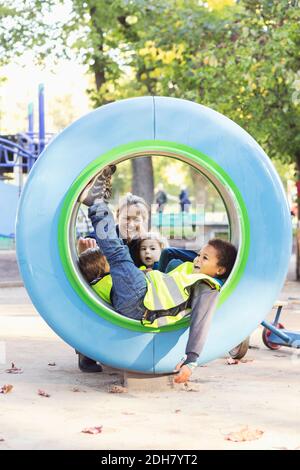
[142,262,221,327]
[91,266,146,303]
[91,262,221,328]
[91,274,113,304]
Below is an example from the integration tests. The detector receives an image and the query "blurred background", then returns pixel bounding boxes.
[0,0,299,278]
[76,156,229,250]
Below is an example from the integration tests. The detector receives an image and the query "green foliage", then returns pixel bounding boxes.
[0,1,62,65]
[1,0,299,170]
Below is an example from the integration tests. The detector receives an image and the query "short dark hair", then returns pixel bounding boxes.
[208,238,237,279]
[78,247,107,283]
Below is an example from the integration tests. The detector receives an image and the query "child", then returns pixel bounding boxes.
[78,166,237,383]
[137,232,168,270]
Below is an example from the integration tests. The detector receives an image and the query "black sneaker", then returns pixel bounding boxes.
[79,165,116,206]
[78,353,103,373]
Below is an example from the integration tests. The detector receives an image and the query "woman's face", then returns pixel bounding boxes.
[118,204,148,241]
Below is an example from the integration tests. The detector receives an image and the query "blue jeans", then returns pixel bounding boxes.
[88,202,147,320]
[158,247,197,273]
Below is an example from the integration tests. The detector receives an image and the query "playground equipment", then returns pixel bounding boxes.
[0,84,53,241]
[232,301,300,359]
[0,84,50,170]
[151,211,228,241]
[16,97,292,374]
[0,137,37,175]
[262,301,300,350]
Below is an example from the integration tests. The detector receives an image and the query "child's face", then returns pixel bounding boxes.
[193,244,225,278]
[139,239,161,268]
[118,204,148,241]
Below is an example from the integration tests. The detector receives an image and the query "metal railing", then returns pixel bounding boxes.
[0,136,38,172]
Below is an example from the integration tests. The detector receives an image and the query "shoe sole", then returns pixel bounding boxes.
[79,165,116,205]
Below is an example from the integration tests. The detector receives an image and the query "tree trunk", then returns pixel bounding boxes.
[131,157,154,207]
[191,168,207,206]
[89,3,106,97]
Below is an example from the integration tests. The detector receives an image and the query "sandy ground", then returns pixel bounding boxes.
[0,259,300,450]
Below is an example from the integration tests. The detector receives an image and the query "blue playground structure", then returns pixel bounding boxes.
[0,84,53,242]
[16,96,292,374]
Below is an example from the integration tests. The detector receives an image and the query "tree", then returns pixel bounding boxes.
[2,1,299,211]
[131,157,154,207]
[124,0,300,214]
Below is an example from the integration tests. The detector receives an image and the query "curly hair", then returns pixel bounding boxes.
[208,238,237,279]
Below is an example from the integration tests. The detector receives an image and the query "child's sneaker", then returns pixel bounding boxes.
[79,165,116,206]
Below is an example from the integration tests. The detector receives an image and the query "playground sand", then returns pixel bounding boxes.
[0,260,300,450]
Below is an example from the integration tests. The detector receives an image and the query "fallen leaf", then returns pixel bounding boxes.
[0,438,5,442]
[0,384,13,394]
[175,409,181,413]
[183,383,200,392]
[227,357,239,365]
[108,385,127,393]
[48,362,56,366]
[72,387,86,393]
[38,389,50,397]
[5,363,23,374]
[240,358,254,363]
[225,426,264,442]
[81,426,103,435]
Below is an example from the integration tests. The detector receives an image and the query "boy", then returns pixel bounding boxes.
[78,167,237,383]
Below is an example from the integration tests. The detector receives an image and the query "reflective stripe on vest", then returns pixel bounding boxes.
[143,262,221,312]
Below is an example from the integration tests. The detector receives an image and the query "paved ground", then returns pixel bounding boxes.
[0,253,300,450]
[0,251,22,284]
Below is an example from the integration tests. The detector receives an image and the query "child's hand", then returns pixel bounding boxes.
[174,359,184,371]
[77,237,97,254]
[173,364,192,384]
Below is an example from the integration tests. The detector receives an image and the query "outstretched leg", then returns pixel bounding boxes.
[88,202,147,320]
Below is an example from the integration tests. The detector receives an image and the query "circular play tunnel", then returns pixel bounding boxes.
[16,96,292,373]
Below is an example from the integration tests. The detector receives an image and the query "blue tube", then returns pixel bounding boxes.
[16,97,292,373]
